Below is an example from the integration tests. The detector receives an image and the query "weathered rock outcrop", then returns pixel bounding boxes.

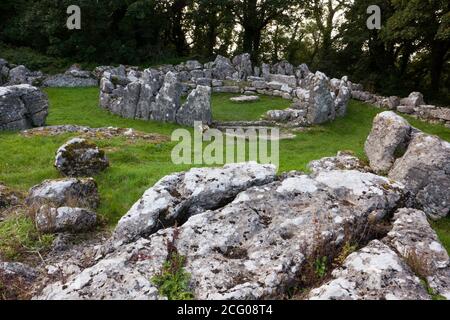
[365,111,412,174]
[113,162,277,243]
[308,240,430,300]
[54,138,109,177]
[384,208,450,299]
[308,151,367,174]
[36,166,405,300]
[388,133,450,220]
[0,85,48,131]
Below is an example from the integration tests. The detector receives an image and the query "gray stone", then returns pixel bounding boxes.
[397,105,415,114]
[308,151,367,174]
[176,85,212,126]
[304,72,335,124]
[190,69,205,79]
[113,162,277,243]
[365,111,412,174]
[36,169,404,300]
[389,132,450,220]
[150,71,182,123]
[335,85,351,117]
[267,74,297,88]
[232,53,253,80]
[308,240,429,300]
[230,95,260,103]
[43,66,97,88]
[430,108,450,122]
[264,109,306,124]
[35,206,97,234]
[26,178,99,210]
[55,138,109,177]
[273,60,294,76]
[295,63,311,80]
[351,91,373,101]
[185,60,203,71]
[195,77,212,86]
[400,92,425,107]
[212,86,240,93]
[384,208,450,299]
[211,55,236,80]
[0,85,48,131]
[261,63,271,79]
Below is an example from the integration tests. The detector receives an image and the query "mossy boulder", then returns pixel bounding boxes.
[55,138,109,177]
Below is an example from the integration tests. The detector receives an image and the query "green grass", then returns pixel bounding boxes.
[432,218,450,253]
[0,213,54,260]
[211,93,291,121]
[0,88,449,246]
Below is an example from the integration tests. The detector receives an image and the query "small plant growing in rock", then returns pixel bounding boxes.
[151,228,194,300]
[314,256,327,279]
[333,241,357,267]
[151,252,194,300]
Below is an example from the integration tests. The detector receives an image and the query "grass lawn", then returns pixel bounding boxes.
[0,87,449,252]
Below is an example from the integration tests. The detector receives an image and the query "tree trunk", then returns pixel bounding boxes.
[171,0,188,55]
[430,40,449,95]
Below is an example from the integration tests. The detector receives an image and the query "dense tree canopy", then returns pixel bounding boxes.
[0,0,449,102]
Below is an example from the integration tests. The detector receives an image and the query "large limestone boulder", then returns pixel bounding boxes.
[365,111,412,174]
[389,133,450,220]
[26,178,99,210]
[176,85,212,126]
[54,138,109,177]
[36,169,404,300]
[0,85,48,131]
[113,162,277,243]
[384,208,450,299]
[308,240,430,300]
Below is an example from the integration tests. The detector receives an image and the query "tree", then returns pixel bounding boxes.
[230,0,295,62]
[384,0,450,95]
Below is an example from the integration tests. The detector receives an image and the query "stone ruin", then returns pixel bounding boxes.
[0,84,49,131]
[99,66,212,127]
[351,89,450,128]
[98,54,352,127]
[0,59,97,88]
